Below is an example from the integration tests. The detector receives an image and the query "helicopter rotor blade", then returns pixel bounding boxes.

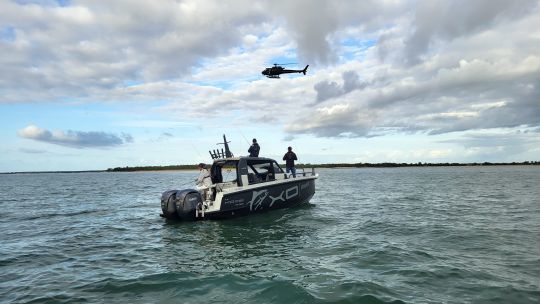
[272,62,298,66]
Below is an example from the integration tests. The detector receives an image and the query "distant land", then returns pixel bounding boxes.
[105,161,540,172]
[1,161,538,174]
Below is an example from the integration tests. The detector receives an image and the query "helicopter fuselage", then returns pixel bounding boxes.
[262,65,309,78]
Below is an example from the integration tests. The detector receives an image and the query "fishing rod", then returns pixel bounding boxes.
[190,142,204,159]
[237,128,251,146]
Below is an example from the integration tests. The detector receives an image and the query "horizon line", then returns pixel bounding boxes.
[2,161,539,174]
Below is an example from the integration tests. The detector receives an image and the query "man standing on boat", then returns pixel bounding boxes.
[248,138,260,157]
[283,146,298,178]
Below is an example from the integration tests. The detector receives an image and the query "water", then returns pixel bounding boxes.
[1,167,539,303]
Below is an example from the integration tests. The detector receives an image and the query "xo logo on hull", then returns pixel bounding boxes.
[249,185,299,211]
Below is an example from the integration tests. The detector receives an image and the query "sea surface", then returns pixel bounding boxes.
[1,167,539,304]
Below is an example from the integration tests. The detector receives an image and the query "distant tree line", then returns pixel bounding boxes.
[106,161,540,172]
[296,161,540,168]
[4,161,537,174]
[106,165,197,172]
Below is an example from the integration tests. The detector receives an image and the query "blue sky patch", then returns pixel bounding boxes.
[0,26,16,43]
[14,0,70,6]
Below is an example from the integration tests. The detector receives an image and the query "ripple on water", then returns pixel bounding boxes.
[0,168,539,303]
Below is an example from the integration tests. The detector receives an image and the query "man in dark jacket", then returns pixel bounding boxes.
[282,146,298,178]
[248,138,260,157]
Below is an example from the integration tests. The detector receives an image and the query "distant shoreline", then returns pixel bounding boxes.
[1,161,538,174]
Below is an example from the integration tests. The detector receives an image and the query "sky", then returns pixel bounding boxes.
[1,0,540,172]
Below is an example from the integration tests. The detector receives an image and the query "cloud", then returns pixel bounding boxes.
[282,135,295,142]
[285,103,375,137]
[17,124,133,148]
[272,1,405,64]
[438,130,540,161]
[0,1,406,103]
[314,81,342,103]
[2,0,540,145]
[287,51,540,138]
[0,0,268,103]
[272,0,339,64]
[441,132,525,148]
[18,148,47,154]
[314,71,366,103]
[403,0,538,65]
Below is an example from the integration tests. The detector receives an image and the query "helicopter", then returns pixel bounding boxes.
[262,63,309,79]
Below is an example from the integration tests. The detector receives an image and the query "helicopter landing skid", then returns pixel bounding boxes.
[266,75,280,79]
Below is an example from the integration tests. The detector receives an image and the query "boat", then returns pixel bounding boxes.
[160,135,318,220]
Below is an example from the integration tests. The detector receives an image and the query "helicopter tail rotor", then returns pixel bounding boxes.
[302,65,309,75]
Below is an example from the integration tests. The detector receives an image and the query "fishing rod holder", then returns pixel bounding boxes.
[209,148,228,160]
[209,134,234,160]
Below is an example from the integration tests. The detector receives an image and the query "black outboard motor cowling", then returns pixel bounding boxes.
[160,189,202,220]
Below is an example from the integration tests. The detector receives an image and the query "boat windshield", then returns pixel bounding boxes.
[246,159,284,183]
[211,158,285,186]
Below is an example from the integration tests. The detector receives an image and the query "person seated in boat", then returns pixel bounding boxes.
[248,138,260,157]
[195,163,212,200]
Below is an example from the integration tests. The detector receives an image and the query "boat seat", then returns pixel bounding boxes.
[248,173,261,184]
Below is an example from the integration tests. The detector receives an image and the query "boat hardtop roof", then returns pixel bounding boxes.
[212,156,277,163]
[209,135,282,166]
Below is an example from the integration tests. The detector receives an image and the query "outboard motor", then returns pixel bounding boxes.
[160,189,202,220]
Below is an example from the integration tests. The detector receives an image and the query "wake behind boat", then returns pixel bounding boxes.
[160,135,318,220]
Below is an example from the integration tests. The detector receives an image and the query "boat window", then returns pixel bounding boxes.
[272,161,284,174]
[247,165,262,184]
[221,164,237,183]
[211,160,238,184]
[251,163,269,174]
[247,161,277,182]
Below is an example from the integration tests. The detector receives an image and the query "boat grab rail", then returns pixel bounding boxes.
[284,167,316,179]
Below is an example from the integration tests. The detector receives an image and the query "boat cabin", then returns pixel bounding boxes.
[210,157,286,187]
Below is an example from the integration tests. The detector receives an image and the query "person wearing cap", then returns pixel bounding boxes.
[282,146,298,178]
[248,138,260,157]
[196,163,212,188]
[195,163,212,201]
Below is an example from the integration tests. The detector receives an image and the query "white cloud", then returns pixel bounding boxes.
[17,124,133,148]
[402,0,538,65]
[2,0,540,159]
[0,0,268,103]
[18,148,47,154]
[17,124,50,139]
[285,103,376,137]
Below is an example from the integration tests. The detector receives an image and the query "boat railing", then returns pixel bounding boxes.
[285,167,316,179]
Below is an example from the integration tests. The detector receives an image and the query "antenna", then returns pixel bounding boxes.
[222,134,233,158]
[210,134,234,159]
